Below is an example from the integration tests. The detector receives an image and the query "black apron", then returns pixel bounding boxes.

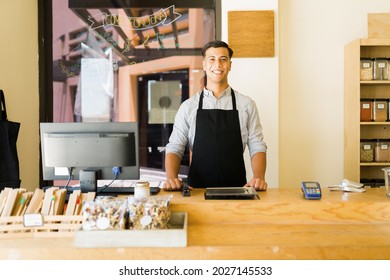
[188,88,246,188]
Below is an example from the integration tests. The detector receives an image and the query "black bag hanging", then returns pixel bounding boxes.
[0,89,21,189]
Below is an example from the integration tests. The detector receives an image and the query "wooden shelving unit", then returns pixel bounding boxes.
[344,38,390,184]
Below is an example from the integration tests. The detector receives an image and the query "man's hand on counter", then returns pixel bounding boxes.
[163,178,193,191]
[244,178,268,191]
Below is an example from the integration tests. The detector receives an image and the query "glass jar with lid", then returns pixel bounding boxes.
[373,98,388,122]
[388,98,390,119]
[360,58,373,81]
[373,57,389,80]
[388,57,390,80]
[375,139,390,162]
[360,139,374,162]
[134,181,150,201]
[360,98,372,121]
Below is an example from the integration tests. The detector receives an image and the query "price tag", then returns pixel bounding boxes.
[23,213,44,227]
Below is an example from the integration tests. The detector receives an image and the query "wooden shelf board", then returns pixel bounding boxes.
[360,122,390,125]
[360,162,390,166]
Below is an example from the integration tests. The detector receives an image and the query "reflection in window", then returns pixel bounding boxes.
[48,0,215,174]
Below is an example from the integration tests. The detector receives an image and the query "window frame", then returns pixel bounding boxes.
[37,0,220,185]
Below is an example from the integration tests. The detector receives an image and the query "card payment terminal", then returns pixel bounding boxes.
[301,181,322,200]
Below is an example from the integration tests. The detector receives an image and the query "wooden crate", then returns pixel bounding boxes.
[0,215,82,238]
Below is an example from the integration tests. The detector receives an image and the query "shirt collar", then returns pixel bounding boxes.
[203,86,231,97]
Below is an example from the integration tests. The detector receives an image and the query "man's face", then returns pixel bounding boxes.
[202,47,232,83]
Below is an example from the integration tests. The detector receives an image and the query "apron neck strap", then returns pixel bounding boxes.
[231,88,237,110]
[199,88,237,110]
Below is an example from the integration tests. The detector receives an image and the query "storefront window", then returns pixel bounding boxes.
[39,0,217,178]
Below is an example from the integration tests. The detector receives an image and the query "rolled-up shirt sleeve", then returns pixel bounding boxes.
[165,100,191,160]
[245,99,267,158]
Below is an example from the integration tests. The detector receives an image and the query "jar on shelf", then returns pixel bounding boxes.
[375,139,390,162]
[360,58,373,81]
[360,139,374,162]
[373,57,389,80]
[360,98,372,121]
[388,57,390,80]
[372,98,388,122]
[388,98,390,119]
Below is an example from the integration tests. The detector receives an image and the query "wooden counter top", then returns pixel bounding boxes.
[1,187,390,260]
[171,187,390,225]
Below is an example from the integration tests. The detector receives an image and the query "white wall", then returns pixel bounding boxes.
[221,0,280,187]
[279,0,390,188]
[222,0,390,188]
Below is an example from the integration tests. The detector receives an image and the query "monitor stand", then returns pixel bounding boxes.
[79,169,99,193]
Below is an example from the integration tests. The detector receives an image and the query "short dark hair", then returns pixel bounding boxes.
[201,40,233,59]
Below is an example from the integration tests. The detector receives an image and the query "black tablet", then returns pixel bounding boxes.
[204,187,259,200]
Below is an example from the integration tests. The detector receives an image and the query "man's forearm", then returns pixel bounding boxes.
[251,152,267,179]
[165,153,182,179]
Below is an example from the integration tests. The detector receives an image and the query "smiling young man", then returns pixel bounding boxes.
[164,40,268,191]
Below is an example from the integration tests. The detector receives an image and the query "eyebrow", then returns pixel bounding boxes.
[206,55,229,59]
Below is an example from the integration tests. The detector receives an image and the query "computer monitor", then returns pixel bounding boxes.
[40,122,139,191]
